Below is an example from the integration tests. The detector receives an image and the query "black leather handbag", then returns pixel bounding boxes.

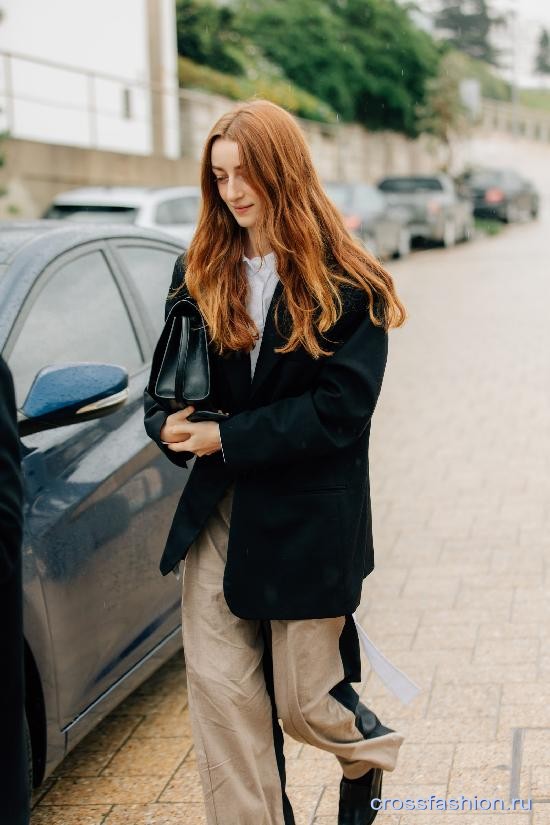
[147,297,229,423]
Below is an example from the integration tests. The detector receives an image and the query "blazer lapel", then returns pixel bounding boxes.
[249,280,286,401]
[214,280,287,408]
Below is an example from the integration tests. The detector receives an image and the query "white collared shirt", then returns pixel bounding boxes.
[242,250,280,378]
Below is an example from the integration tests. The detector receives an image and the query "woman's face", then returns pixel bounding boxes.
[211,138,262,230]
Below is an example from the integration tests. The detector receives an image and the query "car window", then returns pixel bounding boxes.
[155,197,200,225]
[9,250,143,406]
[468,171,504,188]
[378,177,444,193]
[354,186,385,211]
[43,204,138,223]
[116,245,180,334]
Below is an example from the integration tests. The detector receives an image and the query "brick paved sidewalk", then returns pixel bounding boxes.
[31,219,550,823]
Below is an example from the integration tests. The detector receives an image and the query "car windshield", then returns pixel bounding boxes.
[43,204,138,223]
[379,177,444,193]
[467,172,504,188]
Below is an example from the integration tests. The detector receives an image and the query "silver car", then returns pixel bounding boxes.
[43,186,201,247]
[377,174,474,248]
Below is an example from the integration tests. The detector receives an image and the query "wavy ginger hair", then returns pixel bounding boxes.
[178,99,406,358]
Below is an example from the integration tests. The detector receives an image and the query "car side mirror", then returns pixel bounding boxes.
[18,363,128,436]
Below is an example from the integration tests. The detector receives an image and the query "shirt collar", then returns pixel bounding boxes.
[242,251,276,269]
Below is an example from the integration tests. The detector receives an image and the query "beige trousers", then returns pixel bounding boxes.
[181,483,404,825]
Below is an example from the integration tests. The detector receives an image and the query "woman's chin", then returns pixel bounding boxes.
[232,212,256,228]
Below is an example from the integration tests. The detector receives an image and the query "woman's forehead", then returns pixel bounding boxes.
[211,137,241,170]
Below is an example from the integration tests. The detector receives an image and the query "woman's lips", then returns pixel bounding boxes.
[234,204,253,213]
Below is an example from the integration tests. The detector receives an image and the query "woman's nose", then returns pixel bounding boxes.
[227,177,243,201]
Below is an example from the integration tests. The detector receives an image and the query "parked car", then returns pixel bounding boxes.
[43,186,201,246]
[377,174,474,247]
[456,168,539,222]
[324,182,412,260]
[0,221,189,787]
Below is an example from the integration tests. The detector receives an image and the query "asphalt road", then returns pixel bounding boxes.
[31,213,550,824]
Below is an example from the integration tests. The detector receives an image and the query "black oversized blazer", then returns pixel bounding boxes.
[143,255,388,620]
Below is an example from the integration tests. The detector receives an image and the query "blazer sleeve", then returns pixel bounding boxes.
[143,254,195,469]
[218,304,388,470]
[0,357,23,583]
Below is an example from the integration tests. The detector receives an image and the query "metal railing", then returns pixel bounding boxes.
[0,48,179,153]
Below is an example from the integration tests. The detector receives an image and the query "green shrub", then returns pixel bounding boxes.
[178,56,338,123]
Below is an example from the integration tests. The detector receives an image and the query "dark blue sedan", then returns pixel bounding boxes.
[0,221,189,786]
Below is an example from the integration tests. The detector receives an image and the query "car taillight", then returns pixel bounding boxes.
[485,187,504,203]
[343,214,362,231]
[426,199,442,215]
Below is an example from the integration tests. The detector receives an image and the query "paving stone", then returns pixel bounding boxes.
[400,716,497,744]
[157,761,204,804]
[473,639,540,666]
[286,757,342,786]
[55,747,113,777]
[501,683,550,705]
[72,714,143,757]
[30,806,110,824]
[477,622,543,641]
[132,708,191,739]
[530,766,550,799]
[104,803,206,824]
[447,766,511,797]
[285,786,324,825]
[41,775,167,806]
[437,663,538,685]
[428,683,500,718]
[101,736,191,777]
[413,624,479,650]
[453,741,512,770]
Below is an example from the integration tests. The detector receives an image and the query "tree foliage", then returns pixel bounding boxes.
[175,0,246,76]
[178,56,338,123]
[176,0,441,136]
[415,50,469,169]
[535,28,550,77]
[434,0,505,66]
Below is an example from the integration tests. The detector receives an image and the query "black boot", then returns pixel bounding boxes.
[338,767,383,825]
[338,707,390,824]
[355,705,394,739]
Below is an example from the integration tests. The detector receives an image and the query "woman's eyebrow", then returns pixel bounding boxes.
[212,165,242,171]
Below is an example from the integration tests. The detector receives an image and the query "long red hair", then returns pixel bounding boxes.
[174,99,406,357]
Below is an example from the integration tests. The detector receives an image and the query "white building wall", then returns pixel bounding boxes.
[0,0,179,157]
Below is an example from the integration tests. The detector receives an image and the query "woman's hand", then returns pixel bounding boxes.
[160,406,222,457]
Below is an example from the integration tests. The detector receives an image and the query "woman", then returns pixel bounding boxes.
[144,99,406,825]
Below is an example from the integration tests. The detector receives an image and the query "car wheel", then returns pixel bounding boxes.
[394,228,411,259]
[442,219,456,248]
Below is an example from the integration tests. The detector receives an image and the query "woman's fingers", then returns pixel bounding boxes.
[167,437,194,452]
[178,405,196,419]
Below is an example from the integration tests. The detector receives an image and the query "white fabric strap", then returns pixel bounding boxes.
[353,612,421,705]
